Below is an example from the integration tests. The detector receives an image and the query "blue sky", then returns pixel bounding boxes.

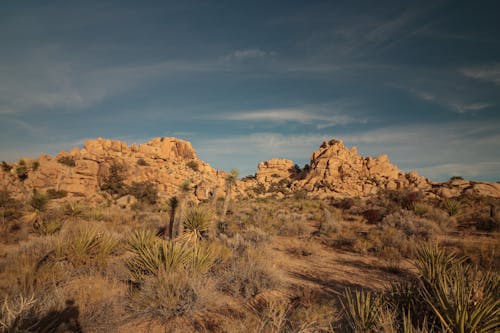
[1,1,499,181]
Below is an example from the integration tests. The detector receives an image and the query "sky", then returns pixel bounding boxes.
[0,0,499,181]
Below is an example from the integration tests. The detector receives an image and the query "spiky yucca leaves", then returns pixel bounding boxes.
[442,198,462,217]
[415,245,500,333]
[181,206,212,244]
[127,240,190,281]
[54,225,118,266]
[340,288,383,332]
[23,190,49,225]
[126,229,159,253]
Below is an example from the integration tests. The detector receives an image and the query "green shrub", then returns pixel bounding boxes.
[128,270,202,321]
[128,181,158,205]
[16,160,28,181]
[29,190,49,212]
[31,161,39,171]
[1,161,12,172]
[186,160,199,172]
[57,156,76,167]
[136,158,149,166]
[46,189,68,199]
[100,163,127,196]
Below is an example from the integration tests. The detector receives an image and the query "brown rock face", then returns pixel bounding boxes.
[291,139,430,197]
[256,158,297,187]
[1,136,498,202]
[1,137,226,202]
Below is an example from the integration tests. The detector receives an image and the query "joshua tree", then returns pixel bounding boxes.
[221,168,239,219]
[176,179,192,237]
[168,196,178,239]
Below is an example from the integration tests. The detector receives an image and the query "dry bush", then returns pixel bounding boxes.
[319,207,343,236]
[1,238,70,297]
[382,210,441,242]
[242,225,271,244]
[215,249,281,299]
[128,270,207,322]
[60,275,126,331]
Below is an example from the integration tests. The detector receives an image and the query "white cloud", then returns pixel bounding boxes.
[214,105,364,128]
[461,64,500,85]
[194,121,500,180]
[223,48,274,62]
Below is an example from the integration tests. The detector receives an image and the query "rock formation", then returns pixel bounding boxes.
[1,136,499,203]
[0,137,227,203]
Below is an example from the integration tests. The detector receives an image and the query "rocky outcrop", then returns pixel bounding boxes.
[293,139,430,197]
[0,137,227,203]
[256,159,297,188]
[1,136,499,202]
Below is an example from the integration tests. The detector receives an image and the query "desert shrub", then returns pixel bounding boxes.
[385,189,424,209]
[186,160,199,172]
[216,251,280,299]
[136,158,149,166]
[128,270,203,321]
[128,181,158,205]
[332,197,355,210]
[293,190,308,200]
[0,294,37,332]
[268,179,289,193]
[34,219,63,236]
[382,210,440,242]
[362,208,384,224]
[46,189,68,199]
[100,163,127,196]
[449,175,464,181]
[31,161,39,171]
[28,190,49,212]
[412,202,430,217]
[62,201,86,219]
[57,156,76,167]
[1,161,12,172]
[242,225,270,244]
[15,160,28,181]
[252,183,266,195]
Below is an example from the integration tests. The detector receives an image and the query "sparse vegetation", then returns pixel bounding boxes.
[15,160,28,181]
[0,184,498,332]
[57,156,76,167]
[136,158,149,166]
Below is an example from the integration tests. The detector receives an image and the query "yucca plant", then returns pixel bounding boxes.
[442,198,462,217]
[415,245,500,333]
[55,226,118,266]
[420,265,499,333]
[181,206,212,244]
[127,239,190,280]
[126,229,159,253]
[168,196,178,240]
[188,242,218,274]
[340,288,383,332]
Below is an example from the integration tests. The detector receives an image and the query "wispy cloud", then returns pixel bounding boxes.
[223,48,275,62]
[212,102,368,129]
[461,64,500,85]
[195,120,500,180]
[404,87,492,113]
